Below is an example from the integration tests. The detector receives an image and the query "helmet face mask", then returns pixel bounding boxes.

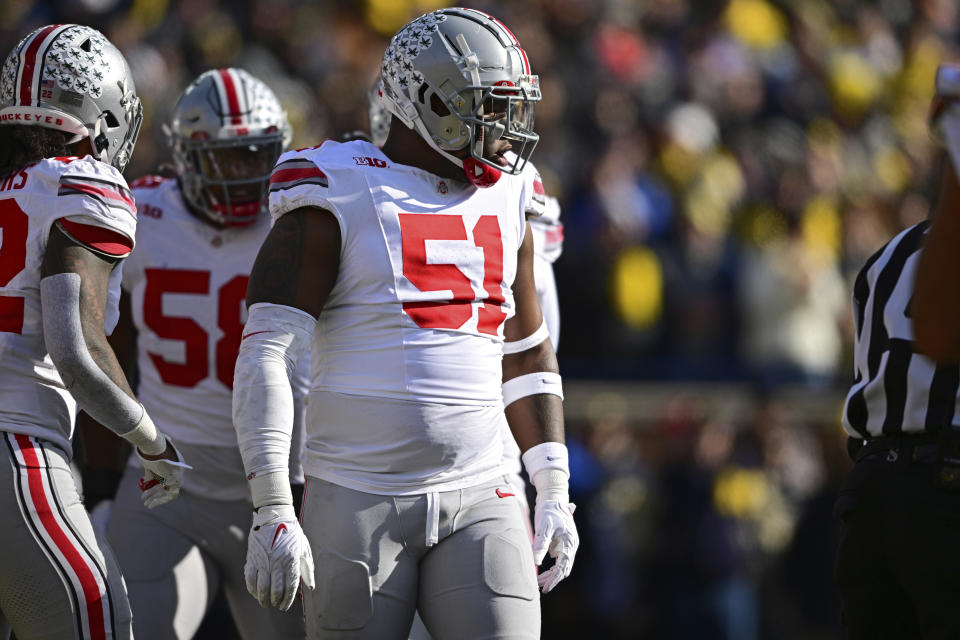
[0,24,143,173]
[379,8,540,181]
[167,68,291,227]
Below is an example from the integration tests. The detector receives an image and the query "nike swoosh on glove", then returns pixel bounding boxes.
[532,500,579,593]
[136,438,191,509]
[245,504,315,610]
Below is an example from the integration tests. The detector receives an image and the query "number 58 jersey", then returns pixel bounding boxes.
[0,157,136,454]
[270,139,529,405]
[122,177,271,449]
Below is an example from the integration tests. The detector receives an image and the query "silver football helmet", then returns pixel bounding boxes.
[166,68,292,226]
[0,24,143,173]
[379,8,540,181]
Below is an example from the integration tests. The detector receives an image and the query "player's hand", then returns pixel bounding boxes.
[532,497,578,593]
[245,504,315,610]
[136,437,190,509]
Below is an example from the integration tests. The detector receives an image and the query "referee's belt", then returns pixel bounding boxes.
[851,433,939,465]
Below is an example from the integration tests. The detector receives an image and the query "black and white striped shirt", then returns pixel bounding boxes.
[843,221,960,438]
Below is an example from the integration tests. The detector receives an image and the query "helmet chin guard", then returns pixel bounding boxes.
[463,156,502,188]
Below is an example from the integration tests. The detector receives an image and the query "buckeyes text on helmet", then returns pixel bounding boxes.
[0,24,143,173]
[378,8,541,180]
[166,68,292,227]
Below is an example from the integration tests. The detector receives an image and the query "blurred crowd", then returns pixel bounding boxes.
[3,0,957,637]
[4,0,954,383]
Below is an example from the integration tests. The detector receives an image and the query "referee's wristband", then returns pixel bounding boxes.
[521,441,570,480]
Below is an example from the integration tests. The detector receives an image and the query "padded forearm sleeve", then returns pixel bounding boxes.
[232,303,315,493]
[40,273,164,453]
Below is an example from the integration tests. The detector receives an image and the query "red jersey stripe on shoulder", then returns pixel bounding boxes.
[533,179,545,195]
[270,166,326,184]
[59,179,135,210]
[59,219,134,257]
[52,156,82,164]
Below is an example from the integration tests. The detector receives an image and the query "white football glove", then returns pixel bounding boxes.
[136,437,190,509]
[245,504,315,611]
[530,468,579,593]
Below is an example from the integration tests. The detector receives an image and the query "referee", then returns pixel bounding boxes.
[836,64,960,638]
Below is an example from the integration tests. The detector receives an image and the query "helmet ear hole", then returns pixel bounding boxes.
[79,38,92,52]
[103,111,119,129]
[429,93,450,117]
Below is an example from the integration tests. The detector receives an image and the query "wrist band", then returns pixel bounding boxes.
[522,441,569,480]
[249,470,293,509]
[123,408,165,455]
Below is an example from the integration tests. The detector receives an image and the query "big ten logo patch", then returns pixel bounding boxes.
[354,156,387,168]
[140,203,162,219]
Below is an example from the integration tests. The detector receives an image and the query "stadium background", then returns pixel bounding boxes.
[3,0,956,638]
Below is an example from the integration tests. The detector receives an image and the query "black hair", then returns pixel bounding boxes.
[0,125,72,177]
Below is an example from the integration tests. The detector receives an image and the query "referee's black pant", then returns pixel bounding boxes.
[835,444,960,639]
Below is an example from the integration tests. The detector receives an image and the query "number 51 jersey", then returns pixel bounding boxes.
[269,140,532,493]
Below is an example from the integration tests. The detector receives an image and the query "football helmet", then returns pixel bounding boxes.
[0,24,143,173]
[166,68,292,226]
[379,8,540,186]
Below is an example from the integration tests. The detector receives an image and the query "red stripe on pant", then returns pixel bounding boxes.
[15,434,107,640]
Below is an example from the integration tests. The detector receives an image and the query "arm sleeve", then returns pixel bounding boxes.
[232,303,316,480]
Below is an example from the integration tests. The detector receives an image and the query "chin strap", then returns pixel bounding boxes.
[463,156,502,188]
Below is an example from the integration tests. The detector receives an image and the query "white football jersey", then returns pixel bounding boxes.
[269,139,532,493]
[0,156,136,455]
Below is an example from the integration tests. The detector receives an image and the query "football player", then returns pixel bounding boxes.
[363,77,567,640]
[0,25,186,639]
[233,8,578,638]
[82,69,306,639]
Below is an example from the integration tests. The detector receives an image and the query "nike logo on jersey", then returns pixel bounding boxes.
[272,523,288,549]
[546,456,558,462]
[496,488,515,499]
[241,330,273,341]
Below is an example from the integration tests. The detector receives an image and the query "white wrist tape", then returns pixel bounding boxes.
[522,441,570,481]
[40,273,163,449]
[503,319,549,354]
[501,372,563,407]
[233,302,315,486]
[248,470,293,509]
[123,411,166,456]
[530,468,570,504]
